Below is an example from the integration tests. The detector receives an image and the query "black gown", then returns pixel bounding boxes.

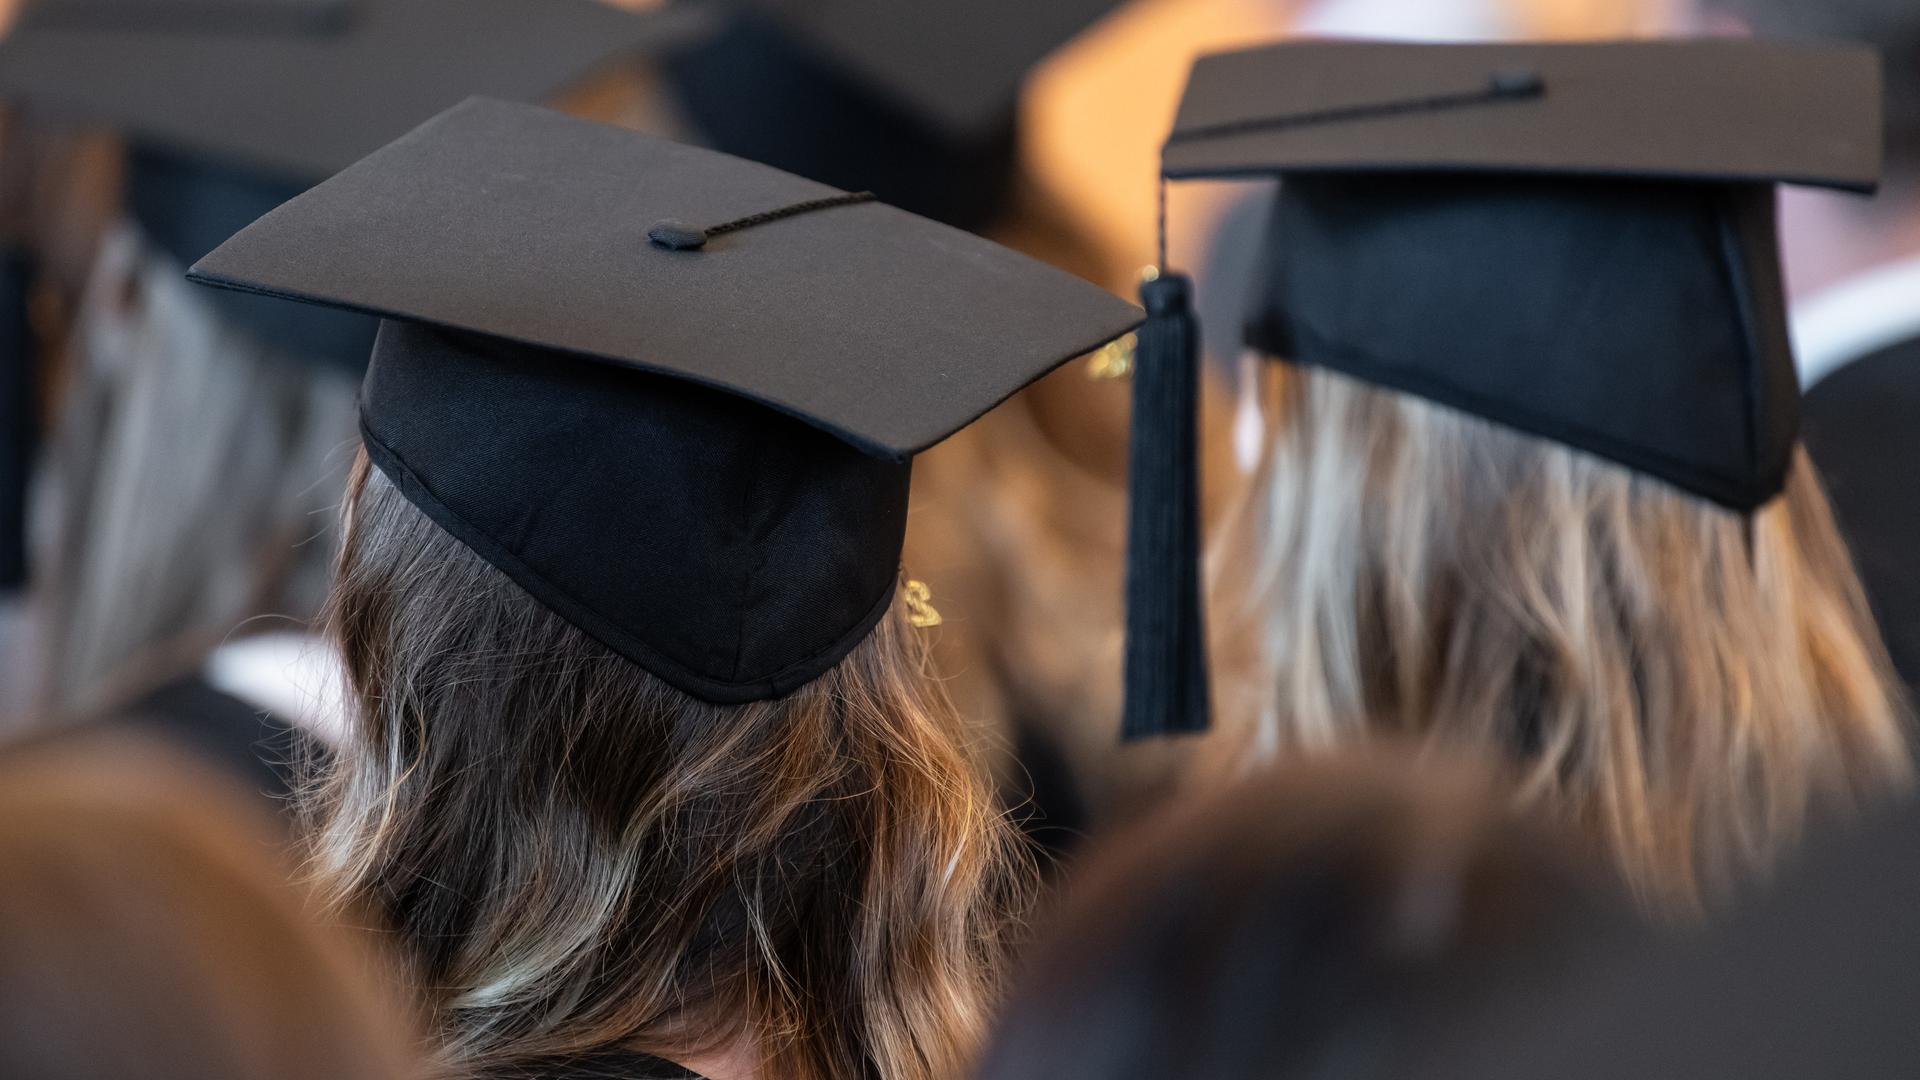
[1417,794,1920,1079]
[1801,334,1920,694]
[121,675,317,815]
[1,246,34,592]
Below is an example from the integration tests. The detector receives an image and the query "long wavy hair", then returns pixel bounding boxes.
[305,452,1034,1080]
[1213,362,1911,911]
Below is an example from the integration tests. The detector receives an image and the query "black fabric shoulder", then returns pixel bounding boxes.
[121,676,318,814]
[1802,334,1920,694]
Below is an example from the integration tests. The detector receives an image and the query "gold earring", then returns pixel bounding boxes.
[904,579,943,628]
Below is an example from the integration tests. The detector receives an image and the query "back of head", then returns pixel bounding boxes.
[975,754,1626,1080]
[1216,362,1911,910]
[0,731,419,1080]
[310,452,1032,1080]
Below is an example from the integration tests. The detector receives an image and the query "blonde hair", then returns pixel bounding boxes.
[307,452,1033,1079]
[0,731,420,1080]
[1215,362,1911,911]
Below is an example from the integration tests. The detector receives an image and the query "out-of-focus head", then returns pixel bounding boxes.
[0,731,420,1080]
[1130,40,1911,907]
[30,226,357,717]
[974,754,1625,1080]
[310,452,1032,1080]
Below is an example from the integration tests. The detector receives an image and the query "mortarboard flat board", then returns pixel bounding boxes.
[1119,38,1886,740]
[1164,38,1882,190]
[189,97,1141,701]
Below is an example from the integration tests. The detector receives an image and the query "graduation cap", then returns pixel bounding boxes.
[661,0,1128,231]
[0,0,706,369]
[1122,39,1884,739]
[188,97,1141,702]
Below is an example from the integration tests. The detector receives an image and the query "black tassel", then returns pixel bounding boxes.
[1122,271,1209,740]
[0,247,34,591]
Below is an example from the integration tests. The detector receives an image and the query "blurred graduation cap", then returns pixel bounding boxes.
[661,0,1129,231]
[188,97,1140,701]
[0,0,708,369]
[1121,39,1884,739]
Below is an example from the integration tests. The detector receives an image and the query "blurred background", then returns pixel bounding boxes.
[6,0,1920,1075]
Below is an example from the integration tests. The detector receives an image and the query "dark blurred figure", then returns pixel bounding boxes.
[0,730,421,1080]
[974,754,1631,1080]
[1705,0,1920,694]
[1418,794,1920,1080]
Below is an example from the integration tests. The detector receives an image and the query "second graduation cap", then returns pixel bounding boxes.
[0,0,704,370]
[1121,39,1884,739]
[189,97,1142,703]
[661,0,1129,231]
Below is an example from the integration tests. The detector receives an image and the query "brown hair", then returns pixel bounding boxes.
[1212,363,1911,912]
[0,731,420,1080]
[306,451,1034,1079]
[975,753,1627,1080]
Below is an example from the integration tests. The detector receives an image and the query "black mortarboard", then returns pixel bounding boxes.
[661,0,1127,231]
[188,97,1141,702]
[1121,39,1884,739]
[0,0,703,369]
